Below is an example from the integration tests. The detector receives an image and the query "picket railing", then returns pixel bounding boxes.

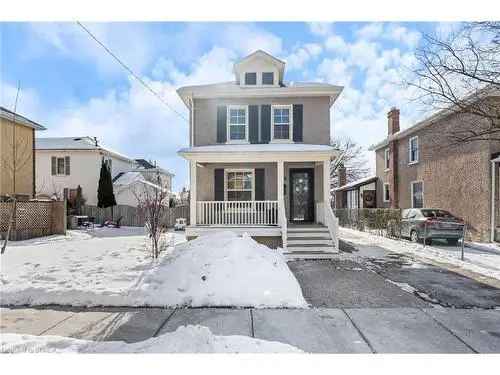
[196,201,278,226]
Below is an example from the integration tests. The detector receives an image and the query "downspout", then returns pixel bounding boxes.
[189,95,194,147]
[491,160,496,242]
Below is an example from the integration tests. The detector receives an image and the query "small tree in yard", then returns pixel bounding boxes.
[133,169,169,259]
[97,158,116,220]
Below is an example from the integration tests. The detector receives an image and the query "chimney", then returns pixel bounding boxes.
[387,107,400,136]
[338,166,347,187]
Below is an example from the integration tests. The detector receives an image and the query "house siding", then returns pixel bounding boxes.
[193,96,331,146]
[375,110,498,241]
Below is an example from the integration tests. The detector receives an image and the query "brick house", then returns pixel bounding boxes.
[370,92,500,242]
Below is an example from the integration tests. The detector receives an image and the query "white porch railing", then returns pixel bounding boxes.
[324,202,339,249]
[278,199,287,250]
[196,201,279,226]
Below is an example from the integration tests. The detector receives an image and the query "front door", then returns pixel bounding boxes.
[289,168,314,223]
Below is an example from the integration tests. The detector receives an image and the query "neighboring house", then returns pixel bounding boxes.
[177,50,343,257]
[0,106,46,198]
[370,89,500,242]
[35,137,172,207]
[334,175,378,209]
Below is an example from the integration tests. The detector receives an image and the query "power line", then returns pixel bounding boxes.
[76,21,188,123]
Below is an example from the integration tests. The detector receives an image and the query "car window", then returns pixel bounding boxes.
[401,209,410,219]
[421,209,454,218]
[408,209,418,218]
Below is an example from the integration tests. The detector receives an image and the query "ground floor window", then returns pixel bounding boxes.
[383,183,390,202]
[225,169,254,201]
[411,181,424,208]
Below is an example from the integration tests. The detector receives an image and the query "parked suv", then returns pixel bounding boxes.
[400,208,464,245]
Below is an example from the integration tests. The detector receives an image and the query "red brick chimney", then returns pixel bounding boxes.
[388,107,400,136]
[335,166,347,209]
[387,108,399,208]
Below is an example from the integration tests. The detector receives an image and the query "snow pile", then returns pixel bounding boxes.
[340,227,500,280]
[0,325,302,353]
[1,230,307,308]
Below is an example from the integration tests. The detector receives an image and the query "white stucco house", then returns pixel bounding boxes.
[35,137,173,207]
[177,50,342,259]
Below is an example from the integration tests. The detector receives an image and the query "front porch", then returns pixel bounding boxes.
[179,144,340,253]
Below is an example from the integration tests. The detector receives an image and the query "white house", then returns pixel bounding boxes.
[177,50,342,259]
[35,137,173,207]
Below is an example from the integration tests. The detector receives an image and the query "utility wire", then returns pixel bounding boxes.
[76,21,188,122]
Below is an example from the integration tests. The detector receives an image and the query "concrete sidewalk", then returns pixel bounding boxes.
[2,306,499,353]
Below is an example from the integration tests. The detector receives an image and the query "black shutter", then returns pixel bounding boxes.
[293,104,303,142]
[249,105,259,144]
[260,105,271,143]
[51,156,56,175]
[216,106,227,143]
[65,156,71,175]
[214,169,224,201]
[255,168,265,200]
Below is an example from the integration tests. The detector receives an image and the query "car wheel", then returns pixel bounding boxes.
[447,238,459,246]
[410,230,419,243]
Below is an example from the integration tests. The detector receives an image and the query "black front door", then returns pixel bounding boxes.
[289,168,314,223]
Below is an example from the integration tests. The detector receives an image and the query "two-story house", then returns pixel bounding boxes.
[371,87,500,242]
[1,106,46,199]
[35,137,173,207]
[177,50,343,258]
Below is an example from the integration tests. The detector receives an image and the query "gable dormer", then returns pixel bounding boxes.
[233,50,285,88]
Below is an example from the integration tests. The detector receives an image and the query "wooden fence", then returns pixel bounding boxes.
[80,204,189,227]
[0,200,66,241]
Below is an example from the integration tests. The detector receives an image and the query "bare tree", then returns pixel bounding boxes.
[330,136,370,191]
[405,22,500,144]
[132,168,170,259]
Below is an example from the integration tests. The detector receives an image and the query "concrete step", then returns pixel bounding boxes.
[287,232,331,239]
[287,239,333,246]
[287,227,329,233]
[284,251,339,260]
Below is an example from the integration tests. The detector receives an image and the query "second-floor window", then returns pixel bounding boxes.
[384,148,390,170]
[272,105,292,141]
[409,136,419,164]
[227,106,248,142]
[51,156,70,176]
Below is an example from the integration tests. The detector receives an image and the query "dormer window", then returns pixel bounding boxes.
[244,72,257,85]
[262,72,274,85]
[227,105,248,142]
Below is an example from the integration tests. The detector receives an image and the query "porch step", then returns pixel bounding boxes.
[287,242,333,248]
[287,232,331,239]
[287,238,333,246]
[284,250,339,260]
[284,223,337,260]
[288,227,329,233]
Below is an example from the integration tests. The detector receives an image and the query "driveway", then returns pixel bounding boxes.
[2,306,500,353]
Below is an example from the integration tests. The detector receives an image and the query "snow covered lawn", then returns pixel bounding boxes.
[1,229,307,308]
[340,227,500,280]
[0,325,302,353]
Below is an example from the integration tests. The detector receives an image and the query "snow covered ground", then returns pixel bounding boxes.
[0,325,302,353]
[1,229,307,308]
[340,227,500,280]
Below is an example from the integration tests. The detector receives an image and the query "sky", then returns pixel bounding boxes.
[0,22,455,191]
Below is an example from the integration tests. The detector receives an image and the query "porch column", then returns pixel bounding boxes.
[277,160,284,214]
[323,159,330,216]
[190,160,197,226]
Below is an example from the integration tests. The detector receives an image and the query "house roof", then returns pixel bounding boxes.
[113,171,165,191]
[0,106,46,130]
[177,81,343,108]
[334,176,378,192]
[369,85,500,151]
[35,136,135,162]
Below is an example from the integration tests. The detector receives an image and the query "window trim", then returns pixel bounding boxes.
[224,168,255,201]
[383,183,390,203]
[271,104,293,143]
[384,148,390,171]
[408,136,419,165]
[226,105,249,144]
[410,180,424,208]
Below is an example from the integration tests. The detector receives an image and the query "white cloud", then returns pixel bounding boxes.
[356,23,384,40]
[308,22,334,37]
[325,35,347,52]
[317,58,351,86]
[285,43,322,71]
[219,24,283,57]
[384,24,421,48]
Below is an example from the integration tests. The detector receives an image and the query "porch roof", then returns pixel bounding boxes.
[178,143,339,162]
